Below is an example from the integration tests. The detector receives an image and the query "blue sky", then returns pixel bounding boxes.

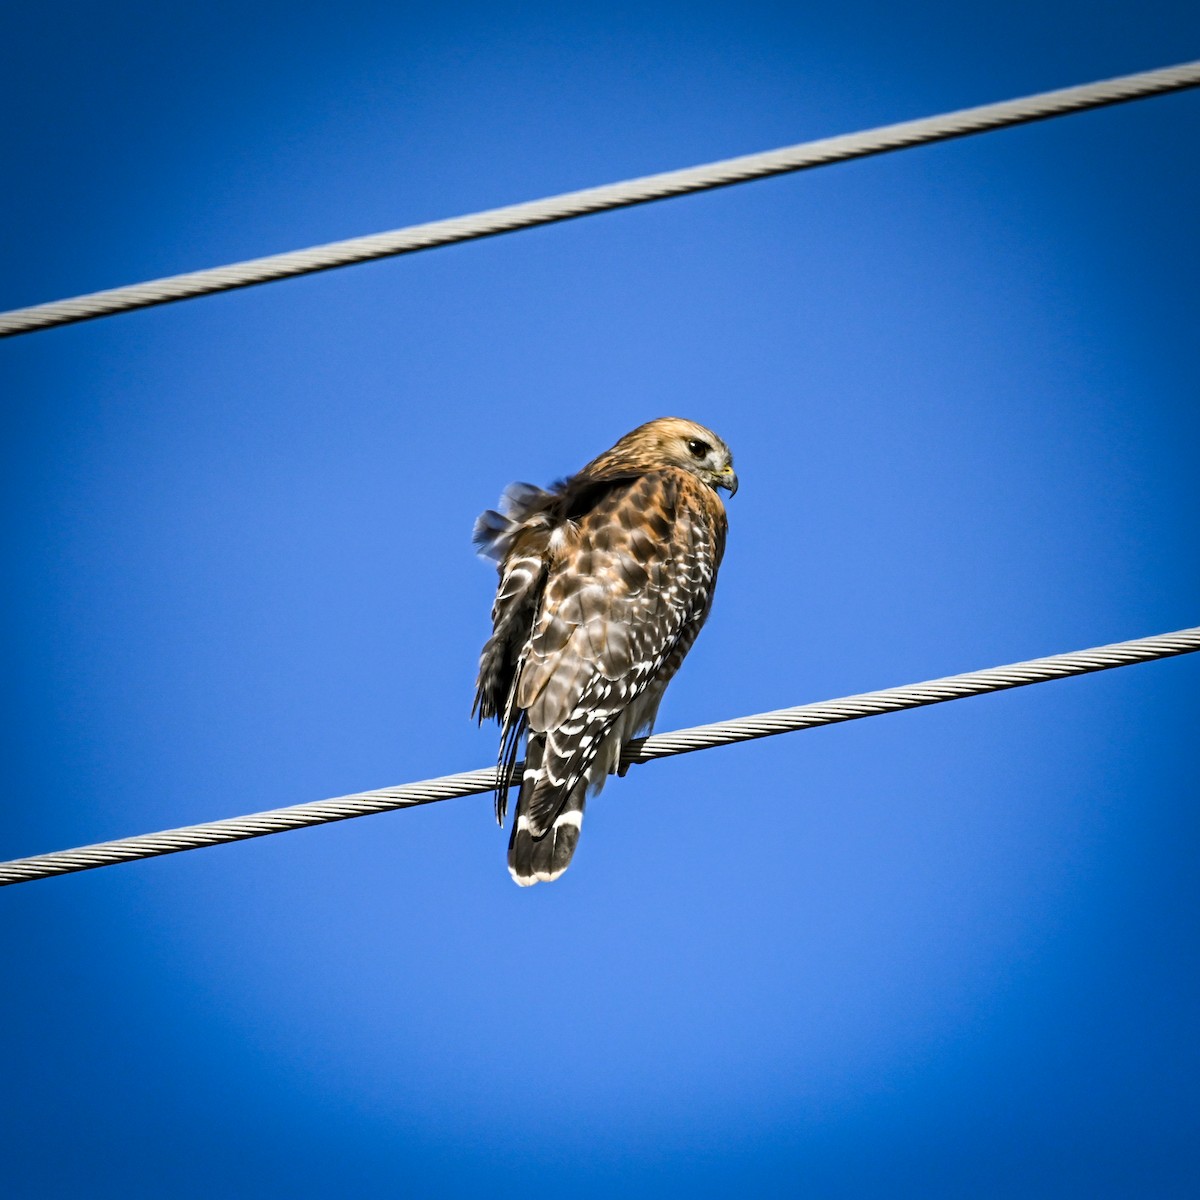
[2,3,1198,1195]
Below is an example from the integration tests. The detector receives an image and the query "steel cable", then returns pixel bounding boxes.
[2,60,1198,338]
[2,626,1196,886]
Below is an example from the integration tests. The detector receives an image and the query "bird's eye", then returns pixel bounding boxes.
[686,438,710,460]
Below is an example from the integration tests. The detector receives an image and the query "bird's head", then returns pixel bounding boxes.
[592,416,738,496]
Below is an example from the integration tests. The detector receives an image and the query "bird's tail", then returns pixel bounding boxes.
[507,736,586,886]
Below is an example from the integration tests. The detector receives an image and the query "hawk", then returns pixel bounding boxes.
[473,417,738,886]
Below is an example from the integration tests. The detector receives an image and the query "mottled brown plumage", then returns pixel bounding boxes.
[474,417,737,885]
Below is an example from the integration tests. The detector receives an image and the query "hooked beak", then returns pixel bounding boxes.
[715,464,739,497]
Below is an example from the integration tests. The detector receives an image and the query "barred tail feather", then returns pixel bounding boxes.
[507,738,586,886]
[508,788,586,886]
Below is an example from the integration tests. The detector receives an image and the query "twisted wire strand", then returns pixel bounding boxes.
[3,60,1198,338]
[2,626,1196,887]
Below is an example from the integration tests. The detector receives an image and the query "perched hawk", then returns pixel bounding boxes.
[473,417,737,886]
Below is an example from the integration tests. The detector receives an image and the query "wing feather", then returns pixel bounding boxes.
[514,470,722,817]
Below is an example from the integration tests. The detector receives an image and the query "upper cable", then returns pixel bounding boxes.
[2,60,1198,338]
